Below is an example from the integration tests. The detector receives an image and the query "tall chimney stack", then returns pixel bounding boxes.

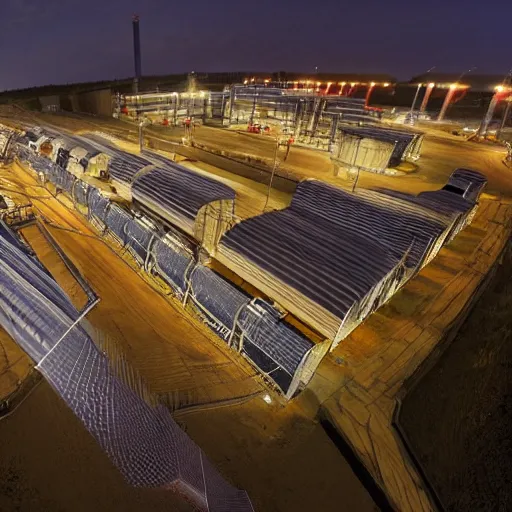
[132,15,142,94]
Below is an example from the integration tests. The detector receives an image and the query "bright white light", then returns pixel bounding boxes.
[495,85,504,92]
[370,82,376,87]
[263,394,272,404]
[383,83,390,87]
[429,82,435,88]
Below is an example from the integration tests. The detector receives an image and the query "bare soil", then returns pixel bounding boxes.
[399,243,512,511]
[0,382,193,512]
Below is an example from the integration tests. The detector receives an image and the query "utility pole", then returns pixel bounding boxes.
[410,83,423,114]
[249,83,257,125]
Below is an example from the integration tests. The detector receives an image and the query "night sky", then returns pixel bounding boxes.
[1,0,510,91]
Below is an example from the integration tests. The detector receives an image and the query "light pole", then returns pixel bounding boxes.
[410,83,423,114]
[138,119,150,152]
[249,83,257,125]
[263,138,280,211]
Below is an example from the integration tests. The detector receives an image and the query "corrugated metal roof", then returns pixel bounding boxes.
[416,190,476,215]
[108,153,153,184]
[448,168,487,202]
[132,164,235,231]
[0,222,79,362]
[221,205,402,322]
[238,299,314,377]
[291,180,445,268]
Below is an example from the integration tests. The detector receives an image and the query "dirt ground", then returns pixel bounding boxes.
[399,244,512,511]
[0,382,193,512]
[156,397,378,512]
[0,328,32,401]
[0,381,378,512]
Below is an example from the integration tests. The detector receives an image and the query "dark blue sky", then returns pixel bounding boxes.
[0,0,510,91]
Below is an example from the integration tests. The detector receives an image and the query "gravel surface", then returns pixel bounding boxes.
[400,243,512,511]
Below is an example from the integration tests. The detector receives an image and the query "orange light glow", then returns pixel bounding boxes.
[429,82,435,88]
[495,85,504,92]
[383,82,390,87]
[370,82,376,87]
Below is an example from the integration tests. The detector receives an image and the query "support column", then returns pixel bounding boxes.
[437,85,457,122]
[365,82,376,107]
[420,83,435,112]
[478,88,506,137]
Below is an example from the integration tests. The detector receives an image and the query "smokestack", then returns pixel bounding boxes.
[132,15,142,93]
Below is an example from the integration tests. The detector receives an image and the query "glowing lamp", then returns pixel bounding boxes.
[450,83,457,90]
[383,83,390,87]
[370,82,376,87]
[429,82,435,88]
[495,85,504,92]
